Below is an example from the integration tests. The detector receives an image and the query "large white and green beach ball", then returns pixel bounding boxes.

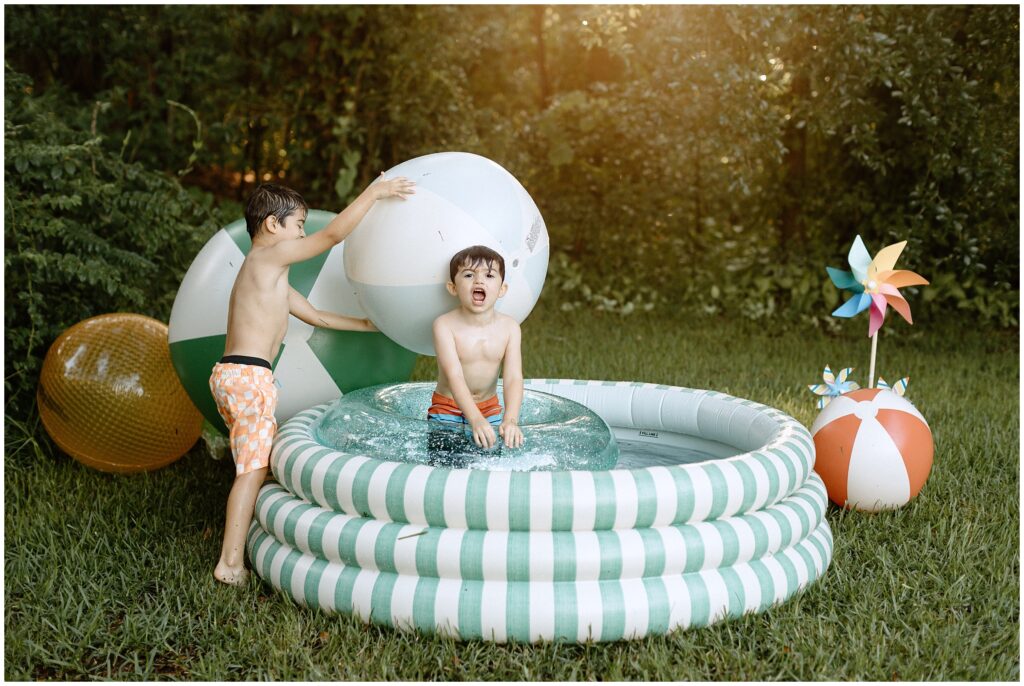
[168,210,417,435]
[344,152,550,356]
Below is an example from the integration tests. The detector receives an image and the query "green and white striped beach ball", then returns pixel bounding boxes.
[168,210,418,435]
[344,152,550,356]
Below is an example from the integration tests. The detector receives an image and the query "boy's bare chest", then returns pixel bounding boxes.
[453,328,507,362]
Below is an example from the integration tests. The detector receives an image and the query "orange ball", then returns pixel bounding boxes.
[37,313,203,473]
[811,387,933,512]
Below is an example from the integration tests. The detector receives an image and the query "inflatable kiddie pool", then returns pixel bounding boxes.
[246,379,832,643]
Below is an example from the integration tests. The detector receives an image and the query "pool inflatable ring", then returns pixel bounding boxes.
[247,379,832,642]
[310,383,620,471]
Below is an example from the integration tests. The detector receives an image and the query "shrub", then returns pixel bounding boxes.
[4,67,224,417]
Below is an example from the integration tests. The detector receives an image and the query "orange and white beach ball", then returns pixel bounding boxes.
[810,387,933,512]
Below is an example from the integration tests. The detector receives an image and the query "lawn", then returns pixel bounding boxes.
[4,304,1019,680]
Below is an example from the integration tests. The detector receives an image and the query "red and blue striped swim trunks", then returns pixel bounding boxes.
[426,391,502,429]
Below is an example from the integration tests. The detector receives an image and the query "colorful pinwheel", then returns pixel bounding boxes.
[808,365,860,409]
[827,235,930,338]
[876,376,909,397]
[826,235,929,388]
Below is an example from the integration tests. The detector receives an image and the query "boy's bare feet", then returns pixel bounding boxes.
[214,562,250,586]
[215,467,267,588]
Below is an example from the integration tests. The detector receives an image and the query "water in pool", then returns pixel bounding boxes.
[312,383,619,471]
[614,439,724,468]
[311,383,727,471]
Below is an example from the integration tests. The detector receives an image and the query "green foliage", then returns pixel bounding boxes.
[3,5,1018,330]
[507,6,1018,328]
[3,66,224,415]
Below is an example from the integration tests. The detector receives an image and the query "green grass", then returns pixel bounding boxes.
[5,305,1019,680]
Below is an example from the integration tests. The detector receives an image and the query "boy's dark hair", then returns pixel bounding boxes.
[244,184,308,239]
[449,245,505,282]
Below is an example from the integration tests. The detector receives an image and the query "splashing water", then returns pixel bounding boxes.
[311,383,619,471]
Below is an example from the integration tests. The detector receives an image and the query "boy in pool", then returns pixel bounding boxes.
[208,177,414,586]
[428,245,524,464]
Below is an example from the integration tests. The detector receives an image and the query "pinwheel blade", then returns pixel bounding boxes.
[832,292,872,318]
[808,384,831,396]
[883,290,914,324]
[877,282,900,296]
[868,294,888,336]
[868,240,907,277]
[836,367,854,384]
[827,267,862,292]
[877,376,909,396]
[848,235,872,283]
[822,365,836,385]
[880,269,929,288]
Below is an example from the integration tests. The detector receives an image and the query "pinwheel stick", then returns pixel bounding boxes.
[868,331,878,389]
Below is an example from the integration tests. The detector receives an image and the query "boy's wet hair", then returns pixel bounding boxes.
[449,245,505,282]
[244,184,309,239]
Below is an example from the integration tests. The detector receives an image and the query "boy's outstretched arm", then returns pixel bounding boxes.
[288,287,377,332]
[433,317,497,449]
[498,322,524,448]
[271,174,415,267]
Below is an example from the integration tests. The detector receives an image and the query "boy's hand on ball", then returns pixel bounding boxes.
[375,173,415,200]
[471,418,497,449]
[499,421,523,449]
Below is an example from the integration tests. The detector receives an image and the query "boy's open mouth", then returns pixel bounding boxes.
[472,287,486,304]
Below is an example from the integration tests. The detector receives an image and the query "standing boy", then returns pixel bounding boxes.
[428,245,524,463]
[209,177,414,585]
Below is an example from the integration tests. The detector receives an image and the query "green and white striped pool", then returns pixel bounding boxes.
[246,379,833,642]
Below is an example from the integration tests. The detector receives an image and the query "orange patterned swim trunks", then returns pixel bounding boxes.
[209,359,278,475]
